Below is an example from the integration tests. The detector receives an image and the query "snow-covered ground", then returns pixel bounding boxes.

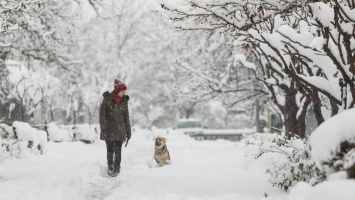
[1,126,354,200]
[0,127,287,200]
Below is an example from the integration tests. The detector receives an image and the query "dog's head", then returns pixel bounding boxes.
[155,136,167,149]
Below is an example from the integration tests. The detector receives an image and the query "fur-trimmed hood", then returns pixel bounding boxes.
[102,91,130,101]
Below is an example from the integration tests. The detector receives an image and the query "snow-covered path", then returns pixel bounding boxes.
[0,130,287,200]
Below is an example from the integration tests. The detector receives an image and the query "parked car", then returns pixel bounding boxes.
[175,118,204,139]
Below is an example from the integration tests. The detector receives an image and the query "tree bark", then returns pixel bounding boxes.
[283,86,308,139]
[331,101,339,117]
[311,91,325,126]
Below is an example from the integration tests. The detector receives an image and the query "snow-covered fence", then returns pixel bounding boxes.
[0,121,48,159]
[245,133,326,191]
[310,109,355,179]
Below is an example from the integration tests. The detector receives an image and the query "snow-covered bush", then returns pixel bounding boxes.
[310,109,355,178]
[13,121,47,154]
[0,121,47,158]
[56,124,99,144]
[72,124,99,143]
[46,123,99,143]
[46,122,73,142]
[0,123,17,158]
[245,133,326,191]
[0,150,5,165]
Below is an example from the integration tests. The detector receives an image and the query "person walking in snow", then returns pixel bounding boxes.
[99,79,131,176]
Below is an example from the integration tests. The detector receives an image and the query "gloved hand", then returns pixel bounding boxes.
[125,135,131,147]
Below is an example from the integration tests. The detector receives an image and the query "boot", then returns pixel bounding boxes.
[113,165,120,175]
[107,164,114,176]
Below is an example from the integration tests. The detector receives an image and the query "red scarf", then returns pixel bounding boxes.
[111,91,123,104]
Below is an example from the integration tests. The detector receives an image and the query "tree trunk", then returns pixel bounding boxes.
[20,99,25,122]
[255,98,260,132]
[311,91,325,126]
[88,106,91,126]
[50,110,54,122]
[284,88,308,139]
[295,117,306,139]
[331,101,339,116]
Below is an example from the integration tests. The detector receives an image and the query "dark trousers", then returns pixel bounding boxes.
[105,141,123,169]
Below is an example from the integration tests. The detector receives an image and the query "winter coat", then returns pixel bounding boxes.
[99,91,131,141]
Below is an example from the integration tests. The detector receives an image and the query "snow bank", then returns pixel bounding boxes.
[1,121,355,199]
[310,108,355,171]
[0,123,13,137]
[56,124,99,143]
[12,121,47,156]
[0,122,48,158]
[0,151,5,165]
[0,124,11,165]
[12,121,47,146]
[288,180,355,200]
[13,121,47,143]
[73,124,99,142]
[47,122,73,142]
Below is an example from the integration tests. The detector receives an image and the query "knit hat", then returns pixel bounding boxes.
[114,79,127,92]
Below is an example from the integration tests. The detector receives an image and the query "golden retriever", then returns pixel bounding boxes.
[154,136,171,167]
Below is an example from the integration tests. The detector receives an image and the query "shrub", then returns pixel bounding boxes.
[310,109,355,178]
[0,122,47,159]
[245,133,326,191]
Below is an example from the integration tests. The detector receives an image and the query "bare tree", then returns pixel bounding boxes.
[161,0,355,138]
